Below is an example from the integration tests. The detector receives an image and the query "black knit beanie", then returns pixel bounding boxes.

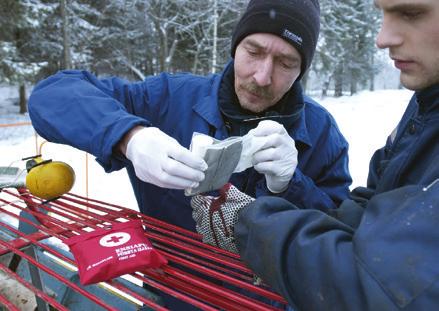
[231,0,320,79]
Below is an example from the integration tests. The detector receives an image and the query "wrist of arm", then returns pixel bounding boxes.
[116,125,146,157]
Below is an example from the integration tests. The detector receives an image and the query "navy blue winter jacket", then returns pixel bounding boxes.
[28,62,351,232]
[235,85,439,310]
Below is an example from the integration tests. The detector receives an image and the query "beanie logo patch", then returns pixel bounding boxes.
[282,29,303,46]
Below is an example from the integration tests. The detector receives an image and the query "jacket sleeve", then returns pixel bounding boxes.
[235,181,439,311]
[28,70,152,172]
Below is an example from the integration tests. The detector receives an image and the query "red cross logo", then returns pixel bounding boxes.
[107,235,124,244]
[99,232,131,247]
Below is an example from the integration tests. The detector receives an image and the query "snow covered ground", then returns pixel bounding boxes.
[320,89,413,188]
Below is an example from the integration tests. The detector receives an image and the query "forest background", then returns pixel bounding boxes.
[0,0,401,114]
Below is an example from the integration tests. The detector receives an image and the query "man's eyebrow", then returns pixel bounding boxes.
[243,38,263,50]
[278,53,301,64]
[379,2,430,13]
[243,39,300,62]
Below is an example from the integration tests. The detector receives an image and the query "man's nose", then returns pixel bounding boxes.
[376,16,403,49]
[253,58,273,86]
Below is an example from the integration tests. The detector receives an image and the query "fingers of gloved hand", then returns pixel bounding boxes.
[252,147,282,166]
[162,157,205,183]
[253,144,297,170]
[155,171,202,189]
[261,133,286,150]
[252,134,296,174]
[253,160,278,176]
[126,127,206,189]
[134,163,200,189]
[249,120,286,137]
[248,122,292,155]
[168,142,208,172]
[253,137,298,193]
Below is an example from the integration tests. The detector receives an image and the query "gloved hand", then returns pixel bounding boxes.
[191,183,254,253]
[249,120,298,193]
[126,127,207,189]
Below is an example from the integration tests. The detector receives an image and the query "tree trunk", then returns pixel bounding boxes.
[166,39,178,71]
[192,44,201,73]
[321,80,330,98]
[19,84,27,114]
[369,53,375,91]
[334,64,343,97]
[60,0,72,69]
[211,0,218,74]
[350,72,357,96]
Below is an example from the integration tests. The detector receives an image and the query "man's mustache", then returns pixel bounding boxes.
[241,82,273,100]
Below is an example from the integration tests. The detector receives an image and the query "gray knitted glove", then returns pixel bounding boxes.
[191,183,254,253]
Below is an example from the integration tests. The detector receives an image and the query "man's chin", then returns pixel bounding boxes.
[400,74,432,91]
[237,93,276,113]
[240,104,264,114]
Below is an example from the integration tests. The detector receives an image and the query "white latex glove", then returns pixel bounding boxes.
[126,127,207,189]
[249,120,298,193]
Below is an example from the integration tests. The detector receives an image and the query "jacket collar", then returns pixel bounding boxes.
[191,70,224,132]
[415,83,439,114]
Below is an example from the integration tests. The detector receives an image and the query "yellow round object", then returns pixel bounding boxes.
[26,161,75,200]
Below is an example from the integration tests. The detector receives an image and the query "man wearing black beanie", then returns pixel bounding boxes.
[218,0,326,196]
[29,0,352,309]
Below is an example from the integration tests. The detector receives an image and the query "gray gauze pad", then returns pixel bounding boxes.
[186,140,242,195]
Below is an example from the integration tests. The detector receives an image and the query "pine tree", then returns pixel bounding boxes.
[0,0,53,112]
[313,0,380,96]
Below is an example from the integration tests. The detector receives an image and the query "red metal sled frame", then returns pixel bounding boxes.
[0,188,287,310]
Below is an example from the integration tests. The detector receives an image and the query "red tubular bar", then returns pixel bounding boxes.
[0,263,68,311]
[0,187,288,309]
[1,199,227,309]
[0,292,20,311]
[159,266,280,311]
[0,220,73,265]
[0,213,167,310]
[64,192,202,239]
[161,250,283,302]
[106,279,168,311]
[139,271,246,311]
[0,239,118,311]
[2,194,249,279]
[132,273,219,311]
[154,243,254,281]
[145,231,249,272]
[3,190,252,274]
[7,192,106,233]
[140,220,241,260]
[0,196,83,238]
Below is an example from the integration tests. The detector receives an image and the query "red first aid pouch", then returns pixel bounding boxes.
[65,219,167,285]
